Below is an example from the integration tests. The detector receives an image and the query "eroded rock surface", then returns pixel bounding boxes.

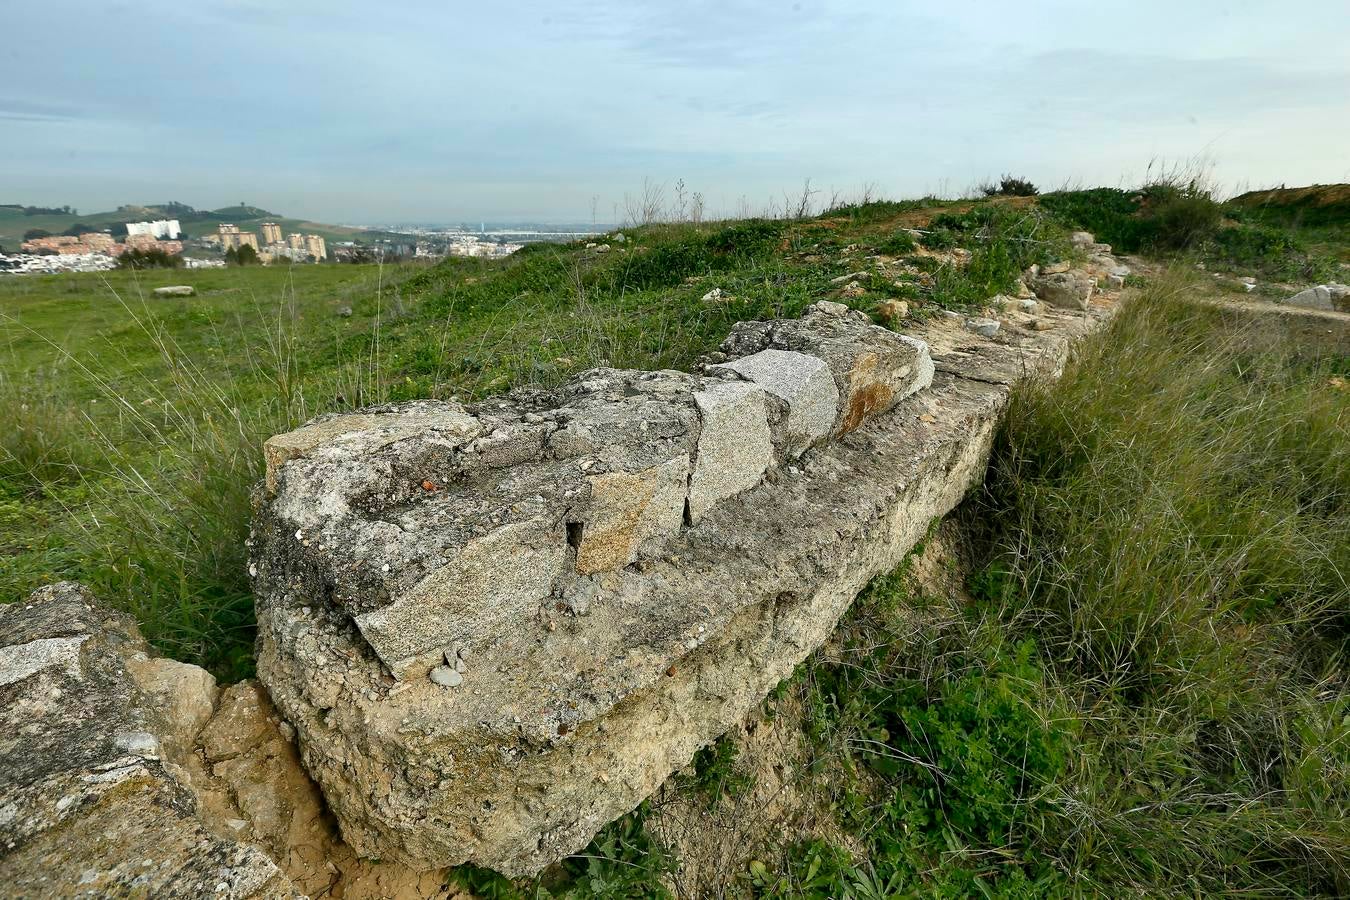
[0,583,298,899]
[1030,270,1097,309]
[251,296,1120,877]
[0,583,466,900]
[1284,282,1350,312]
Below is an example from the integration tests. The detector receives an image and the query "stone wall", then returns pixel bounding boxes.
[0,583,299,899]
[249,281,1128,878]
[0,582,469,899]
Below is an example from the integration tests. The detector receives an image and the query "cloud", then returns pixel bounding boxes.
[2,0,1348,220]
[0,98,84,123]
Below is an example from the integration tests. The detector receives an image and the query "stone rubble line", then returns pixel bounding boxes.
[0,582,468,899]
[0,583,302,898]
[250,245,1127,879]
[1283,282,1349,313]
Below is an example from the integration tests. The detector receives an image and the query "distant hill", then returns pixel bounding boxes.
[1229,184,1350,228]
[0,202,401,250]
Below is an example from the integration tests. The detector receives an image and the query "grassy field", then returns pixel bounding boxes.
[0,262,429,676]
[762,276,1348,897]
[1,198,1072,679]
[2,183,1346,896]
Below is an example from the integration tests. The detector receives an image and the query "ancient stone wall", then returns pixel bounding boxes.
[0,230,1140,889]
[249,283,1127,878]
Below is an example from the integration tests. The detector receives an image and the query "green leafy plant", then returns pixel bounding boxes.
[980,175,1039,197]
[688,734,754,807]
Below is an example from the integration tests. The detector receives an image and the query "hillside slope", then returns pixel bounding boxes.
[0,201,398,248]
[1230,183,1350,225]
[1,185,1346,897]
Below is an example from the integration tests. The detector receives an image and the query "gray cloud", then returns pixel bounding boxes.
[1,0,1348,220]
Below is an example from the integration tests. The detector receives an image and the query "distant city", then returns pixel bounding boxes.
[0,204,607,276]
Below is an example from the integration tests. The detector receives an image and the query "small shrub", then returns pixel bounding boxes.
[117,247,184,270]
[876,229,917,255]
[1209,224,1335,281]
[1040,183,1221,252]
[1145,186,1221,249]
[688,734,754,807]
[980,174,1039,197]
[1039,188,1150,251]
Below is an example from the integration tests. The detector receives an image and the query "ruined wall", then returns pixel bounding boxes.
[0,582,469,899]
[249,277,1128,878]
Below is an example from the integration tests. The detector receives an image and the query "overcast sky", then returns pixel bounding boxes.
[4,1,1348,223]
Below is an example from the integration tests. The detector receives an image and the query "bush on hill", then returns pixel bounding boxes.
[117,248,184,270]
[979,174,1039,197]
[1040,181,1222,252]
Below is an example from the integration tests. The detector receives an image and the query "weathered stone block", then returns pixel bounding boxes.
[709,348,838,457]
[575,456,690,575]
[688,382,772,523]
[263,401,481,493]
[353,519,567,676]
[1030,271,1096,310]
[0,583,299,898]
[1285,283,1349,312]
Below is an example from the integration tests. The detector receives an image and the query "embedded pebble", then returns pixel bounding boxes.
[430,666,463,687]
[966,317,1000,337]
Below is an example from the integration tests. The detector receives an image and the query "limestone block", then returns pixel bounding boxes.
[1030,271,1096,310]
[688,382,772,522]
[354,519,567,675]
[1285,283,1349,312]
[966,317,1001,337]
[574,456,690,574]
[710,349,839,456]
[0,583,298,898]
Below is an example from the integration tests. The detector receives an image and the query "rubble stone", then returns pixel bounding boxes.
[1285,283,1350,312]
[0,583,299,899]
[1030,271,1097,310]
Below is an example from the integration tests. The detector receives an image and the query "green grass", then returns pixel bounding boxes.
[0,262,425,677]
[759,271,1348,897]
[3,187,1346,895]
[2,203,1073,678]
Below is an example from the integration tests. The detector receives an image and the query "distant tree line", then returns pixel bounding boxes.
[16,205,78,216]
[224,244,260,266]
[22,223,107,241]
[117,248,183,270]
